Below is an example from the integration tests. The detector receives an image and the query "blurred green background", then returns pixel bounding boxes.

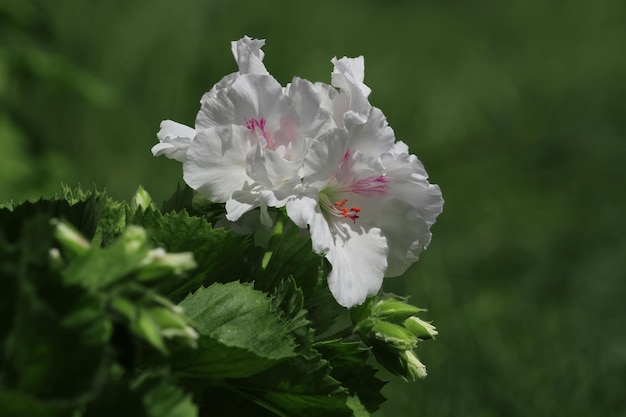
[2,0,625,415]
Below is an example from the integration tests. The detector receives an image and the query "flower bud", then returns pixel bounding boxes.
[404,316,438,340]
[372,298,423,323]
[131,186,154,211]
[402,350,428,380]
[51,218,90,256]
[120,225,148,254]
[138,247,197,280]
[148,306,199,348]
[370,321,417,351]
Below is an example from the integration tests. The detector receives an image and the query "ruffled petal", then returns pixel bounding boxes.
[286,194,333,255]
[285,77,337,139]
[196,74,284,130]
[331,56,372,126]
[303,128,348,183]
[371,153,444,276]
[231,36,269,75]
[183,125,253,202]
[381,153,444,227]
[152,120,195,161]
[345,107,396,158]
[198,36,269,105]
[326,222,388,308]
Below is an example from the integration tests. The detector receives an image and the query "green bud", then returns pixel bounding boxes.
[372,298,423,322]
[370,346,427,382]
[49,248,64,268]
[137,248,197,280]
[51,218,90,256]
[111,296,198,353]
[120,225,148,254]
[131,186,154,211]
[404,316,438,340]
[136,309,168,353]
[148,306,199,348]
[371,321,417,351]
[353,317,377,337]
[402,350,428,380]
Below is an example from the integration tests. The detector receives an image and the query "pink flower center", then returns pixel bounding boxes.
[321,151,390,224]
[246,117,276,149]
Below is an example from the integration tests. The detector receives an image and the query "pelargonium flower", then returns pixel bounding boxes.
[153,36,443,308]
[286,103,443,308]
[181,39,337,226]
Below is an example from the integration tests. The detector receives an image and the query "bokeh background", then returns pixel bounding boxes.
[2,0,625,415]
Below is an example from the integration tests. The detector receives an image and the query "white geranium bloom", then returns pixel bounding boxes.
[183,40,336,225]
[153,36,444,308]
[286,109,443,307]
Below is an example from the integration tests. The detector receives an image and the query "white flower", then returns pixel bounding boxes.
[153,37,443,308]
[286,107,443,308]
[184,42,336,225]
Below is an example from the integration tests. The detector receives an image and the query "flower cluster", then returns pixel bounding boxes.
[351,296,438,381]
[152,36,443,308]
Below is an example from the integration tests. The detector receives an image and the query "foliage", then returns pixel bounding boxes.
[0,185,437,416]
[2,0,626,416]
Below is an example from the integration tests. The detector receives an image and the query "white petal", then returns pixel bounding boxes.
[326,223,388,308]
[244,144,302,188]
[227,75,285,126]
[183,125,252,202]
[370,154,444,276]
[286,193,389,308]
[196,74,284,130]
[152,120,195,161]
[196,87,235,130]
[372,198,434,277]
[231,36,269,75]
[157,120,196,141]
[381,153,444,227]
[200,72,238,103]
[331,56,372,126]
[345,107,395,158]
[286,194,333,255]
[303,128,348,183]
[285,77,337,139]
[199,36,268,105]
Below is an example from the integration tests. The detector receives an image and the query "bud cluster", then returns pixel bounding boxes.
[51,214,199,353]
[351,296,437,381]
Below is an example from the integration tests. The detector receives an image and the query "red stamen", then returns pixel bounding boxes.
[245,117,275,148]
[331,199,361,223]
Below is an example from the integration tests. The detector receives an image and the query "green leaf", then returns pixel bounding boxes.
[140,378,198,417]
[132,209,257,300]
[251,215,324,298]
[233,355,354,417]
[314,340,387,414]
[172,282,297,378]
[272,277,315,357]
[61,235,150,292]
